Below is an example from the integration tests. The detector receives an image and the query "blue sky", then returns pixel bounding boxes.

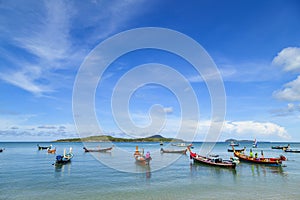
[1,0,300,141]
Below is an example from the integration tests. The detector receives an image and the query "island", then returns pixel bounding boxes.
[225,139,255,143]
[55,134,184,143]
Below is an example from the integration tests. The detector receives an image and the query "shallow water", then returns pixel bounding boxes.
[1,142,300,200]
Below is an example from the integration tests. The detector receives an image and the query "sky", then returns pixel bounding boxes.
[0,0,300,142]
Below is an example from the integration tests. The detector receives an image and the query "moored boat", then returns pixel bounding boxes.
[232,147,285,166]
[83,146,113,152]
[48,148,56,154]
[228,147,245,152]
[160,148,187,154]
[284,149,300,153]
[37,144,52,150]
[171,143,193,148]
[134,146,151,165]
[187,145,236,169]
[55,148,73,165]
[271,145,289,150]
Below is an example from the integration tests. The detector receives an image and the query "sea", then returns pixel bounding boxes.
[1,141,300,200]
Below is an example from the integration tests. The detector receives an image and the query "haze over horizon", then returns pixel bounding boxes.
[1,0,300,142]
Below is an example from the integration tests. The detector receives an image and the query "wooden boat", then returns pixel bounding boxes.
[232,147,285,166]
[187,145,236,169]
[160,148,187,154]
[271,145,289,149]
[171,143,193,148]
[83,146,113,152]
[134,146,151,165]
[228,147,245,152]
[37,144,52,150]
[55,148,73,165]
[284,149,300,153]
[48,148,56,154]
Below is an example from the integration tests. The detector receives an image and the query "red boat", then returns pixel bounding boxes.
[233,147,286,166]
[187,146,236,169]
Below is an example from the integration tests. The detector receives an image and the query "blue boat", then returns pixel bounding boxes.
[55,148,73,165]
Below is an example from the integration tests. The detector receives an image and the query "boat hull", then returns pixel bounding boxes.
[187,145,236,169]
[233,151,282,166]
[37,144,51,150]
[160,148,187,154]
[191,155,236,169]
[284,149,300,153]
[55,153,73,165]
[134,155,151,165]
[271,146,288,150]
[83,147,113,152]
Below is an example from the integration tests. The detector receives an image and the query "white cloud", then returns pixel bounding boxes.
[223,120,290,140]
[272,47,300,72]
[188,67,235,82]
[0,1,150,96]
[273,75,300,101]
[0,121,77,141]
[271,103,300,116]
[0,66,52,95]
[163,107,173,114]
[272,47,300,102]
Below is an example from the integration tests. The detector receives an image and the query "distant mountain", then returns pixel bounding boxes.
[225,139,255,143]
[55,134,183,142]
[146,135,164,139]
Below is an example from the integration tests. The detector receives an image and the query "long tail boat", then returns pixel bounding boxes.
[48,147,56,154]
[83,146,113,152]
[284,149,300,153]
[227,147,246,152]
[37,144,52,150]
[271,145,289,149]
[187,145,236,169]
[134,146,151,165]
[160,148,187,154]
[232,146,286,166]
[55,148,73,165]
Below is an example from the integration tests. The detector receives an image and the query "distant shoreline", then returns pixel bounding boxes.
[53,135,184,143]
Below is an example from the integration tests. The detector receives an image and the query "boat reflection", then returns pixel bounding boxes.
[135,162,151,179]
[189,162,237,177]
[249,164,286,177]
[54,162,71,177]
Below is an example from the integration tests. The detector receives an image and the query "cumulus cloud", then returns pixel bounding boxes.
[273,75,300,101]
[37,125,57,129]
[223,120,290,140]
[0,117,77,140]
[273,47,300,102]
[271,103,300,117]
[163,107,173,114]
[272,47,300,72]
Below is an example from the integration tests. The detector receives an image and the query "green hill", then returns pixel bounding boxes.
[55,135,184,142]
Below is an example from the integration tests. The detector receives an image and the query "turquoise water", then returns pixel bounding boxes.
[1,142,300,200]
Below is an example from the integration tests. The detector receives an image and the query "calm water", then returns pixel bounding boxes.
[1,142,300,200]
